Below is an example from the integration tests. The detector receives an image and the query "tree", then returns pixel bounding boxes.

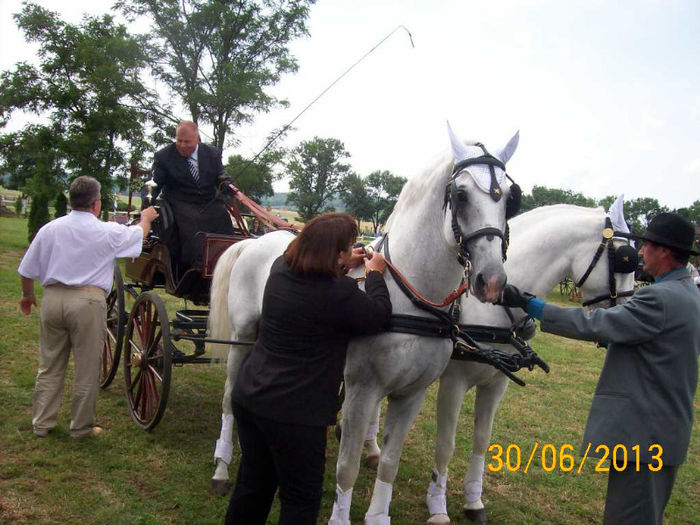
[674,200,700,225]
[625,197,669,235]
[520,185,596,213]
[224,152,281,202]
[54,192,68,218]
[338,173,372,230]
[365,170,406,234]
[0,3,157,233]
[286,137,351,222]
[117,0,315,149]
[0,125,64,235]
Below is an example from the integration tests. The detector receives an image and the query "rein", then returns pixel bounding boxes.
[376,234,469,308]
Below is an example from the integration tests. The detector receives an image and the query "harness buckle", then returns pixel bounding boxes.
[602,228,614,239]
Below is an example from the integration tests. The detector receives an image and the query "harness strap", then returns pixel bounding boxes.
[382,234,469,311]
[575,217,613,288]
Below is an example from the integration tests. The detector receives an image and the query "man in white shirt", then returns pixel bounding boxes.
[18,176,158,438]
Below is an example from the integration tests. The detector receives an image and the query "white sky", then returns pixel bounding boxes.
[1,0,699,208]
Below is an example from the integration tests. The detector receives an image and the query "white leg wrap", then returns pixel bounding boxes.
[213,414,234,464]
[365,479,392,524]
[328,485,353,525]
[463,454,485,505]
[426,470,448,516]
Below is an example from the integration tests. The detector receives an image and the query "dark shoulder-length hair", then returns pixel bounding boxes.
[284,212,358,278]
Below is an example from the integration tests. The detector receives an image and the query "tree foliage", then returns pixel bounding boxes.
[338,173,372,230]
[624,197,670,235]
[224,151,282,202]
[116,0,315,149]
[286,137,351,222]
[365,170,406,233]
[520,185,596,213]
[0,2,157,234]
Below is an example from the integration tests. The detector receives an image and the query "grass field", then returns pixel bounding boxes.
[1,216,698,524]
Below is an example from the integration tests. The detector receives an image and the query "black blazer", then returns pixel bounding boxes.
[233,256,392,426]
[152,143,228,205]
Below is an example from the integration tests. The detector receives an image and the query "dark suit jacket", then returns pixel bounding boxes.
[152,142,227,205]
[541,268,700,465]
[150,142,234,266]
[233,256,392,426]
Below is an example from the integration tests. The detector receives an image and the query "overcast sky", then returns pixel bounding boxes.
[2,0,699,208]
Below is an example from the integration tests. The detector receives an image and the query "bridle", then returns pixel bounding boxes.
[443,144,521,266]
[575,216,638,307]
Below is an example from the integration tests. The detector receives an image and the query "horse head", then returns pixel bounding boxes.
[569,200,638,309]
[444,124,520,303]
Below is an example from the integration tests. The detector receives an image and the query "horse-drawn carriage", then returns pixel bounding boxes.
[100,165,296,430]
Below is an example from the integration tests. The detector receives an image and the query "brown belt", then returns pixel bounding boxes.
[46,283,106,296]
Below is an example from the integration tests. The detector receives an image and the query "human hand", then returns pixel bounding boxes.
[498,284,535,310]
[19,295,37,315]
[141,206,159,223]
[365,252,387,274]
[346,247,367,270]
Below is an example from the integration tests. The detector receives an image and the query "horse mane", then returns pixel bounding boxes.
[385,140,482,230]
[511,203,604,226]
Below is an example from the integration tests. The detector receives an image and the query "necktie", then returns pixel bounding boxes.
[188,157,200,185]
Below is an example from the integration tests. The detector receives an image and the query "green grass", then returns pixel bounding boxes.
[1,216,698,524]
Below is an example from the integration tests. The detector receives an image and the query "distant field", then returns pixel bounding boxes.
[0,216,698,524]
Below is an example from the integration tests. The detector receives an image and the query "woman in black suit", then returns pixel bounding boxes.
[225,212,392,525]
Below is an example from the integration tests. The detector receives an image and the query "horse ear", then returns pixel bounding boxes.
[496,130,520,164]
[447,121,471,164]
[608,194,630,234]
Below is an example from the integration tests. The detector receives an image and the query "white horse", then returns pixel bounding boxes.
[208,126,521,524]
[420,203,638,524]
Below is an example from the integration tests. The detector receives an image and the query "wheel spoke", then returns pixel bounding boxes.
[147,363,164,383]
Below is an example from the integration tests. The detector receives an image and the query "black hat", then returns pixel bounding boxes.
[620,213,699,256]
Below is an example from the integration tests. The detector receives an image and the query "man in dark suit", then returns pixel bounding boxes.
[500,212,700,525]
[151,121,234,269]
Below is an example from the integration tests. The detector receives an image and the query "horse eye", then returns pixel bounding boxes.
[457,190,468,202]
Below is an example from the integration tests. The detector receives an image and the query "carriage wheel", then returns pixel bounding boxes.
[123,291,172,430]
[100,266,125,389]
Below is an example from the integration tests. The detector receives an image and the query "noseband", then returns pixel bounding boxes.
[576,217,637,307]
[444,144,519,266]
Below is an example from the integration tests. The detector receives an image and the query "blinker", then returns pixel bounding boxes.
[613,244,638,274]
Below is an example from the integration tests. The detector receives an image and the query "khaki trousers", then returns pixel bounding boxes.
[32,284,106,437]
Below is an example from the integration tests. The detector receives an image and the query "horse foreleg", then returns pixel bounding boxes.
[364,390,428,525]
[462,374,509,523]
[329,390,382,525]
[211,345,248,494]
[427,365,471,525]
[364,401,382,468]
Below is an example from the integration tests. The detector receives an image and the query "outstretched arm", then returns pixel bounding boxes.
[19,276,37,315]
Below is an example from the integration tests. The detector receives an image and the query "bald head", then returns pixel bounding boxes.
[175,121,200,158]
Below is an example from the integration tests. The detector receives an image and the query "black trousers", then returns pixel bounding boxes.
[169,199,234,268]
[225,403,327,525]
[603,463,678,525]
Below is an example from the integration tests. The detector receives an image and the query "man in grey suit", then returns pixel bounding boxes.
[501,212,700,525]
[151,121,234,270]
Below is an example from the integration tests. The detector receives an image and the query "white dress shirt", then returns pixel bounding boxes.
[18,211,144,294]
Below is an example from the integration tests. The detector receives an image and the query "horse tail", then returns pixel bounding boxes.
[207,238,256,361]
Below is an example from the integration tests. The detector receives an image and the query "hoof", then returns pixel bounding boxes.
[364,454,379,469]
[210,478,231,495]
[426,513,451,524]
[463,507,487,524]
